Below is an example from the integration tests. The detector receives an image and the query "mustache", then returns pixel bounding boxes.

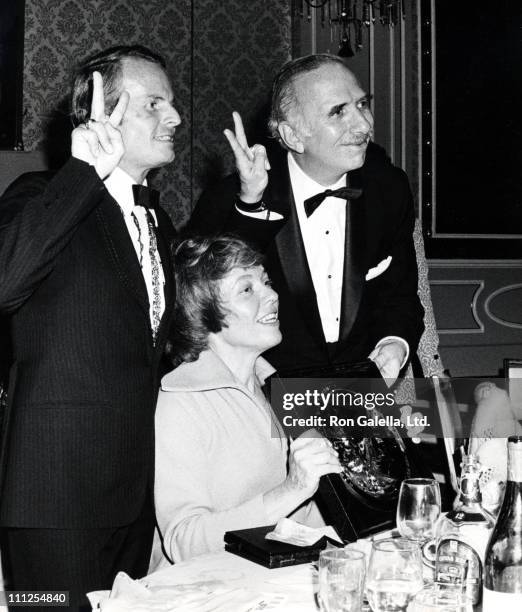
[344,134,372,146]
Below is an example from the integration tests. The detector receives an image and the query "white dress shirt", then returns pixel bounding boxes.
[104,167,166,331]
[288,153,347,343]
[287,153,409,364]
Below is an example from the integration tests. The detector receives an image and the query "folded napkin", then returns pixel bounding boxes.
[265,518,342,547]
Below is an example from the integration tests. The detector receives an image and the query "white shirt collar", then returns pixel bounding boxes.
[104,166,147,215]
[287,152,346,210]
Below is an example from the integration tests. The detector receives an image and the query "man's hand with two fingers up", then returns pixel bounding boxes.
[224,111,270,204]
[71,71,129,179]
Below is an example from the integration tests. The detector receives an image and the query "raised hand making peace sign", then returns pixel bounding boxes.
[224,111,271,203]
[71,71,129,179]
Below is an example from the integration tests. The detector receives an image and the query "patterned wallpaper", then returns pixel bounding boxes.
[22,0,291,226]
[191,1,291,225]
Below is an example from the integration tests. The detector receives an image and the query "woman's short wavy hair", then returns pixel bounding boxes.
[168,235,264,366]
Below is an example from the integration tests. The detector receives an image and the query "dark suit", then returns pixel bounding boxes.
[0,158,175,607]
[190,144,423,372]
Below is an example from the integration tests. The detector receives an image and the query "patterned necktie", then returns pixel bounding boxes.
[131,185,163,344]
[303,186,363,217]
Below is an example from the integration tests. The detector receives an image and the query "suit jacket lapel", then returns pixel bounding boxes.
[337,167,365,353]
[272,161,327,347]
[96,193,150,317]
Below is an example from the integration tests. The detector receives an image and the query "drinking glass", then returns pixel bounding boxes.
[317,548,366,612]
[366,538,424,612]
[396,478,441,543]
[409,582,472,611]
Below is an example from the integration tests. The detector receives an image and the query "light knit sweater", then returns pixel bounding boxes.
[153,349,322,565]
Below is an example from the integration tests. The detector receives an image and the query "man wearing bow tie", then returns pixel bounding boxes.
[0,45,179,609]
[190,54,424,384]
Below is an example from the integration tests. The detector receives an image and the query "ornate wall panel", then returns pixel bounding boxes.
[485,285,522,330]
[190,0,291,227]
[429,262,522,377]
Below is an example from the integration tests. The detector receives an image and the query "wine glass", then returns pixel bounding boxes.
[317,548,366,612]
[396,478,441,543]
[366,538,424,612]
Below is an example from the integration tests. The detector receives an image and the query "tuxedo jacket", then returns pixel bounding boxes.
[189,145,424,372]
[0,158,176,528]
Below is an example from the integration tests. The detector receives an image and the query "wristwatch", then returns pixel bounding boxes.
[235,196,267,213]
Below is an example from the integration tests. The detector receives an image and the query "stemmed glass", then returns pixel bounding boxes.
[396,478,441,543]
[366,538,424,612]
[317,548,366,612]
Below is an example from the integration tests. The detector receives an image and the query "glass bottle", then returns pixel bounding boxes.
[483,436,522,609]
[435,454,495,606]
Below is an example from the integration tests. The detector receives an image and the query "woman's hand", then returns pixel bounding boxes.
[262,429,342,523]
[285,429,343,499]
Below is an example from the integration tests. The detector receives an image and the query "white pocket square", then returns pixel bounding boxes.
[365,256,392,281]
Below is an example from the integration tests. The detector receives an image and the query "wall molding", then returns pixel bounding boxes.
[485,284,522,330]
[429,280,484,334]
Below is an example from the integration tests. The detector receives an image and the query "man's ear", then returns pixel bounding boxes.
[278,122,305,154]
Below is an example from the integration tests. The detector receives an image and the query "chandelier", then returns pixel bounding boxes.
[293,0,405,56]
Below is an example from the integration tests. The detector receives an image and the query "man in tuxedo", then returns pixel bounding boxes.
[189,54,424,383]
[0,46,180,609]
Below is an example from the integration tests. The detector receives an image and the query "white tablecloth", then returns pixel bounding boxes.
[88,526,399,611]
[89,550,320,611]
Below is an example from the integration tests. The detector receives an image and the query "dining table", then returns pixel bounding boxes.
[87,526,490,611]
[88,530,395,611]
[89,547,322,611]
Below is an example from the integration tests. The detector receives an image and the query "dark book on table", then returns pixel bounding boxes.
[224,525,339,569]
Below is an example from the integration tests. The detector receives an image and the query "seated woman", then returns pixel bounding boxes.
[154,235,342,564]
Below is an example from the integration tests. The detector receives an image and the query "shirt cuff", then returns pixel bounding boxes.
[374,336,410,370]
[234,204,284,221]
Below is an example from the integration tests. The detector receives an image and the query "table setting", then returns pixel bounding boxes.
[89,479,448,612]
[89,379,522,611]
[88,470,507,612]
[88,533,453,612]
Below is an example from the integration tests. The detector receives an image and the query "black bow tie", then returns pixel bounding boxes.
[303,186,362,217]
[132,184,160,210]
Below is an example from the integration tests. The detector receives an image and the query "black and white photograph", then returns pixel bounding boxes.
[0,1,521,610]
